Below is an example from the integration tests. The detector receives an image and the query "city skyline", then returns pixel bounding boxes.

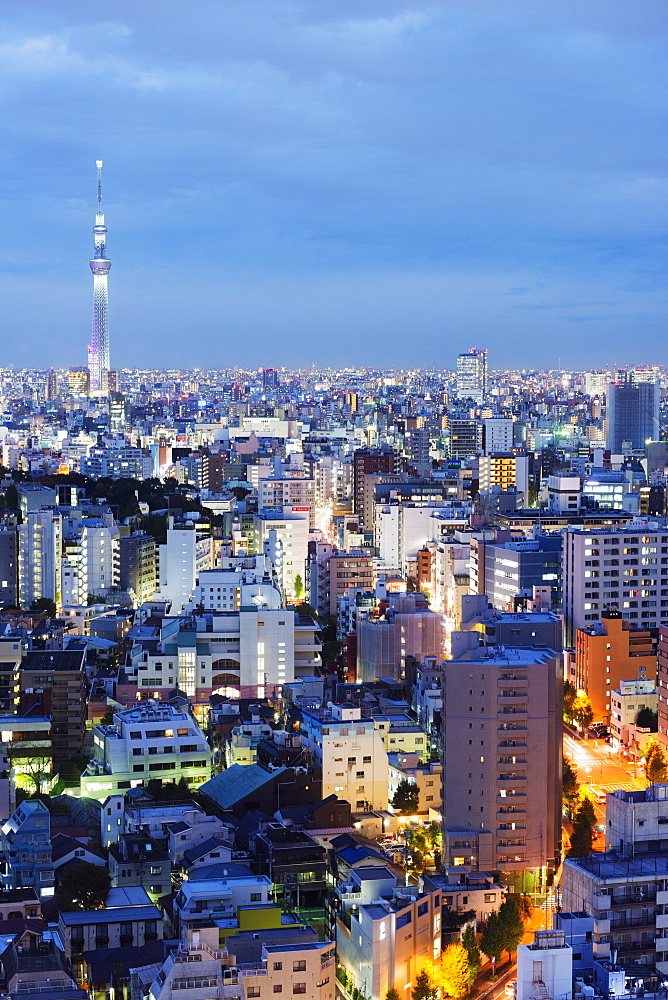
[0,1,666,371]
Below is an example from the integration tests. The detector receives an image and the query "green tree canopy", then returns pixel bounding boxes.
[58,861,111,910]
[567,797,596,858]
[392,778,419,815]
[462,924,482,985]
[498,895,526,958]
[386,989,401,1000]
[29,597,56,617]
[480,910,505,965]
[562,758,579,817]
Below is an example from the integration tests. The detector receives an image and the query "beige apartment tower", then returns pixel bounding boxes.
[442,630,562,882]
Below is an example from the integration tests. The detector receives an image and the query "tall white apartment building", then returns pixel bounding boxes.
[259,476,316,529]
[81,703,211,799]
[483,417,514,453]
[255,510,309,601]
[563,517,668,645]
[61,511,120,604]
[158,518,213,613]
[299,703,389,811]
[18,509,62,608]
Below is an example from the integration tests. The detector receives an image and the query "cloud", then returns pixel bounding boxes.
[0,0,666,367]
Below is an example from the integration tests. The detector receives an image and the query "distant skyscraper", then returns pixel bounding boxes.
[262,368,279,390]
[87,160,111,395]
[606,377,660,452]
[456,347,487,403]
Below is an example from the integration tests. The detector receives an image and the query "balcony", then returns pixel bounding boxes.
[657,890,668,905]
[610,890,656,906]
[610,916,656,930]
[656,913,668,930]
[613,939,655,955]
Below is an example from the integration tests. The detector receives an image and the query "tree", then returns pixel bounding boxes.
[29,597,56,617]
[58,861,111,910]
[6,741,52,794]
[563,757,580,819]
[572,692,594,731]
[386,990,401,1000]
[636,707,658,732]
[644,739,668,784]
[293,573,304,599]
[462,924,482,985]
[412,969,437,1000]
[563,681,577,724]
[480,911,505,966]
[392,778,419,815]
[146,777,191,801]
[567,797,596,858]
[438,942,471,998]
[498,896,526,959]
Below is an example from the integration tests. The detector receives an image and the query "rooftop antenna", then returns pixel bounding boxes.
[96,160,103,215]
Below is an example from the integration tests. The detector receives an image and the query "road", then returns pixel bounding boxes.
[563,729,645,838]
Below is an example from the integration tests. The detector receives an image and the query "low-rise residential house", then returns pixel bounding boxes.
[0,889,41,922]
[81,703,211,800]
[336,875,442,1000]
[428,870,505,923]
[249,823,328,910]
[181,836,233,873]
[108,832,171,901]
[51,833,107,873]
[609,678,658,747]
[373,713,430,761]
[165,813,232,864]
[58,887,163,974]
[146,938,335,1000]
[0,927,85,999]
[173,867,273,938]
[387,752,442,820]
[0,800,55,899]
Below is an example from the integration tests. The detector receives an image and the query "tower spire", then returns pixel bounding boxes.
[96,159,103,216]
[88,160,111,395]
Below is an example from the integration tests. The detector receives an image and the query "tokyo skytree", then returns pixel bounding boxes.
[87,160,111,394]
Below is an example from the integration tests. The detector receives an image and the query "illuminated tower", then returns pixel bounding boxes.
[87,160,111,394]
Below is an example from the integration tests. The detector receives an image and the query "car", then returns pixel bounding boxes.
[504,981,517,997]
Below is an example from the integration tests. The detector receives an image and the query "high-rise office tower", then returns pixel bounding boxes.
[606,377,660,452]
[87,160,111,395]
[45,370,59,400]
[456,347,488,403]
[262,368,279,390]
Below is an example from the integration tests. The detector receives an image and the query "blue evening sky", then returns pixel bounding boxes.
[0,0,666,371]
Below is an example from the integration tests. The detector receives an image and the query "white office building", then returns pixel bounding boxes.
[158,518,213,613]
[81,703,211,800]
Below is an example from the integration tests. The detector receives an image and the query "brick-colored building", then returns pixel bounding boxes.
[575,610,656,723]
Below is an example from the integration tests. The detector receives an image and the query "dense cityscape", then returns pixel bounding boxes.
[2,3,667,1000]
